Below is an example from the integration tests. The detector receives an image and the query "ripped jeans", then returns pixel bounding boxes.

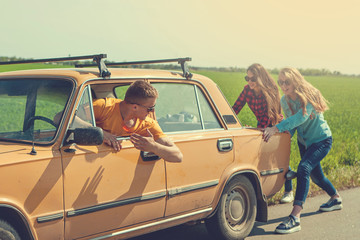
[293,137,337,207]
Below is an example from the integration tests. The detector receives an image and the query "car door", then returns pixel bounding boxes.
[151,82,234,217]
[230,128,291,197]
[61,85,166,239]
[0,78,71,239]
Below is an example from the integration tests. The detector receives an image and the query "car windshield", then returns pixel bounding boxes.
[0,78,73,143]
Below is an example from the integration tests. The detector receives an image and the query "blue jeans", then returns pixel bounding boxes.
[293,137,337,207]
[284,167,293,192]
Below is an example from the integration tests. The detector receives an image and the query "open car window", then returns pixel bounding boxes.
[114,85,129,99]
[0,78,73,142]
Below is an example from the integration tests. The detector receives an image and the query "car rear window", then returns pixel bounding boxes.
[153,83,223,133]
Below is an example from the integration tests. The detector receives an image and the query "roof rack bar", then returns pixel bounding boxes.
[75,57,191,67]
[75,57,192,79]
[0,54,107,65]
[0,54,111,78]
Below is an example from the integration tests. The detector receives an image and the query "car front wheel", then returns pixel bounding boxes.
[205,175,257,240]
[0,219,21,240]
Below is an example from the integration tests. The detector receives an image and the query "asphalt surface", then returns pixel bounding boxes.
[130,187,360,240]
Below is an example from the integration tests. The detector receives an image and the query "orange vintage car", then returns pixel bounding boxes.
[0,55,290,240]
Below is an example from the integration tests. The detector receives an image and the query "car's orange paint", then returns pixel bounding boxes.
[0,67,290,239]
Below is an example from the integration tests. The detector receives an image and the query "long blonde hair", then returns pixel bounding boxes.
[279,67,329,115]
[248,63,282,125]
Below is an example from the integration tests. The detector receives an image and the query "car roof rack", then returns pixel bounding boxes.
[75,57,193,79]
[0,54,111,78]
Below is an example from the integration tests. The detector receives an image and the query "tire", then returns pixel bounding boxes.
[0,219,21,240]
[205,175,257,240]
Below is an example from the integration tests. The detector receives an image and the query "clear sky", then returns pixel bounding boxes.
[1,0,359,75]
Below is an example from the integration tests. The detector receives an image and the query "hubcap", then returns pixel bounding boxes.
[225,189,246,226]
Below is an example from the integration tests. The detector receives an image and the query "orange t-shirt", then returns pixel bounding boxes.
[92,98,166,140]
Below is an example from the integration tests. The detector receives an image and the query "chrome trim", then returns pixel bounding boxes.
[90,207,213,240]
[168,180,219,198]
[60,81,93,148]
[67,191,166,217]
[116,136,131,141]
[217,138,233,152]
[37,212,64,223]
[86,85,96,127]
[193,85,205,129]
[194,81,228,129]
[260,168,284,176]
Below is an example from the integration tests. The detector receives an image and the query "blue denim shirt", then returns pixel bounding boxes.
[276,96,332,148]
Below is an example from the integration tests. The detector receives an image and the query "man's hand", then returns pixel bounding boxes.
[262,126,279,142]
[130,129,156,152]
[103,130,122,152]
[130,129,183,162]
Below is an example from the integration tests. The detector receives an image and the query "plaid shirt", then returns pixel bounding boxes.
[232,85,270,128]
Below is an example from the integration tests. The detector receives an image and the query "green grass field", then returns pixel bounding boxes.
[1,65,359,202]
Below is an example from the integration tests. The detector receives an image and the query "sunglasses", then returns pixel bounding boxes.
[277,79,291,86]
[245,76,257,82]
[133,102,156,112]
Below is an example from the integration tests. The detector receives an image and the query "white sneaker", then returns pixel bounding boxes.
[280,191,294,203]
[319,198,343,212]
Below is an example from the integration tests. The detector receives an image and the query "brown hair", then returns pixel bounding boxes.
[124,80,158,103]
[279,67,329,115]
[248,63,282,125]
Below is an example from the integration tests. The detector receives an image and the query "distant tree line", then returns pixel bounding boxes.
[269,68,343,76]
[0,56,356,77]
[191,66,348,77]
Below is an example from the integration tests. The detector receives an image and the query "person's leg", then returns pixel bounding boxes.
[285,166,293,192]
[294,138,333,206]
[276,137,333,234]
[310,164,337,197]
[310,163,343,211]
[275,143,305,233]
[307,138,342,211]
[281,167,294,203]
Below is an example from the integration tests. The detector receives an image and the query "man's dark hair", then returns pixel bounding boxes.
[124,80,158,103]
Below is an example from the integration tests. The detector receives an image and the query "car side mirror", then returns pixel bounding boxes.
[66,127,104,146]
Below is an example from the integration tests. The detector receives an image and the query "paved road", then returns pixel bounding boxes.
[130,187,360,240]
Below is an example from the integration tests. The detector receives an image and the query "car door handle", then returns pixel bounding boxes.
[141,151,161,161]
[217,138,233,152]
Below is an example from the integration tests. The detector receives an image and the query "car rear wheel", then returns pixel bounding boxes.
[0,219,21,240]
[205,175,257,240]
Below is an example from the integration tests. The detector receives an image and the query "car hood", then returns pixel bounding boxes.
[0,141,57,166]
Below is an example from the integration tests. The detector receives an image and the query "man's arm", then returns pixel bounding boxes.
[54,111,123,151]
[130,129,183,162]
[153,136,183,162]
